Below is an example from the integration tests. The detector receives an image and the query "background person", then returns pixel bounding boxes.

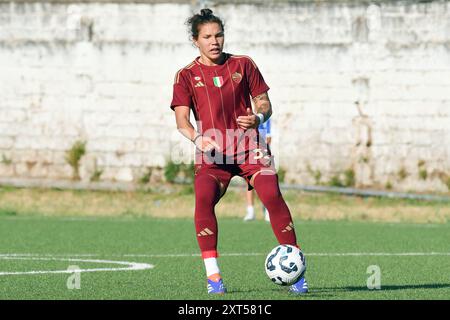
[244,118,272,222]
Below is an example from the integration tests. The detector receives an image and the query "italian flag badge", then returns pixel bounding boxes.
[213,76,224,87]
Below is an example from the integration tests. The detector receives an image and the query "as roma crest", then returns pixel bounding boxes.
[232,72,242,83]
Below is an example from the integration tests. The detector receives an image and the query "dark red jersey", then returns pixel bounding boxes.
[170,53,270,158]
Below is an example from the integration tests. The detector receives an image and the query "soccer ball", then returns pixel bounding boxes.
[264,244,306,286]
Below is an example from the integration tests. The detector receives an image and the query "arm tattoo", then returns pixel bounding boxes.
[253,92,272,120]
[253,93,270,102]
[256,102,270,113]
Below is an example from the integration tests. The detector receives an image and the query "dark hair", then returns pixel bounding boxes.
[186,8,225,40]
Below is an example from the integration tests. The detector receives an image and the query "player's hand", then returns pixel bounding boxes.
[237,108,259,130]
[194,135,221,153]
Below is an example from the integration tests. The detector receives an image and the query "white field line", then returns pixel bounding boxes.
[0,256,153,276]
[124,252,450,257]
[1,252,448,276]
[1,252,450,258]
[309,252,450,256]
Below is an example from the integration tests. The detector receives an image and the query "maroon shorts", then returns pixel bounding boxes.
[194,148,277,193]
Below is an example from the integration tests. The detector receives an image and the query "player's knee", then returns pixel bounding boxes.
[262,192,282,207]
[254,174,282,202]
[194,174,221,204]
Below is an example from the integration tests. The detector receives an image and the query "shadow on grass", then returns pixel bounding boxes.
[315,283,450,293]
[227,287,334,298]
[202,283,449,299]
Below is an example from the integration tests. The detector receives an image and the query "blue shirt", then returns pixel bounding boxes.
[258,118,271,141]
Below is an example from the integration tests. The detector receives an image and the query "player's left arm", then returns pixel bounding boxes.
[253,91,272,123]
[236,91,272,130]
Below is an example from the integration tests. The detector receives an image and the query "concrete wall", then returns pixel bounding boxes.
[1,0,450,192]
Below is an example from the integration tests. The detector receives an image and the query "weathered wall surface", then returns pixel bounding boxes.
[0,0,449,192]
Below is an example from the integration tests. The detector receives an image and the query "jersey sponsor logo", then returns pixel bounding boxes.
[231,72,242,83]
[212,76,224,87]
[195,81,205,88]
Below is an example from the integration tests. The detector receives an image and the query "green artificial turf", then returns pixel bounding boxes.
[0,216,449,299]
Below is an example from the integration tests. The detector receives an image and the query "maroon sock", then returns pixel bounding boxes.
[253,173,299,247]
[194,174,221,258]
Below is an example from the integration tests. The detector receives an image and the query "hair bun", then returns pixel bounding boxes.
[200,8,213,17]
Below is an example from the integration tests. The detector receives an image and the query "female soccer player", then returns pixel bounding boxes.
[170,8,308,294]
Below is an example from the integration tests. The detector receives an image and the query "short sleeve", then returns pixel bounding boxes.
[170,70,193,111]
[245,57,270,98]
